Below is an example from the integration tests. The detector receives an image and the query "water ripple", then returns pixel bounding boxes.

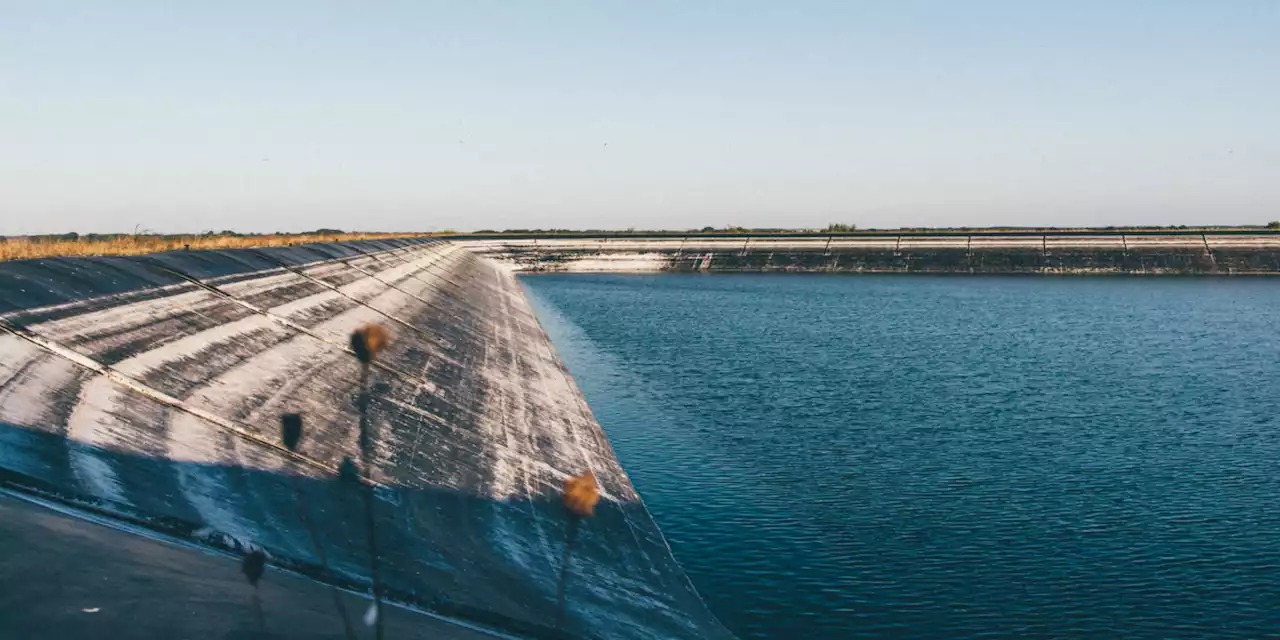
[524,275,1280,639]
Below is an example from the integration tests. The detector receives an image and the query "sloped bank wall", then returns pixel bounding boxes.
[0,238,733,639]
[461,234,1280,274]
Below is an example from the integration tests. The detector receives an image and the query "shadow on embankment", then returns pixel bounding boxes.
[0,421,731,640]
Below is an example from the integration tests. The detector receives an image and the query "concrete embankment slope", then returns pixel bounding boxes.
[461,233,1280,274]
[0,238,733,639]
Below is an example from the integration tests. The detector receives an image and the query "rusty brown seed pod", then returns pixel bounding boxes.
[562,472,600,518]
[350,324,390,364]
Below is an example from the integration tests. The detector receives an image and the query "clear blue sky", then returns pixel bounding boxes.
[3,1,1278,234]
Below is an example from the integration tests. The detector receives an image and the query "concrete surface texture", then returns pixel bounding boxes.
[459,234,1280,274]
[0,238,733,639]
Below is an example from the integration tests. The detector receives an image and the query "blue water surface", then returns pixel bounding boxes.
[521,274,1280,639]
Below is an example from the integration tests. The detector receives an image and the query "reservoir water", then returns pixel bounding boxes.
[522,274,1280,639]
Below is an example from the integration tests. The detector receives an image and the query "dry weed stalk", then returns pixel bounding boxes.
[280,413,356,640]
[241,550,268,635]
[556,471,600,629]
[349,324,390,640]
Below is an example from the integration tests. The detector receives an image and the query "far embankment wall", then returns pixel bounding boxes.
[458,233,1280,275]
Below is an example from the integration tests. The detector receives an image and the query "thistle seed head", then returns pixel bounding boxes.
[562,471,600,518]
[350,324,390,364]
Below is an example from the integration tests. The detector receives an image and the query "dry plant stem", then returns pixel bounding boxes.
[291,475,357,640]
[252,587,268,636]
[358,365,373,458]
[358,362,385,640]
[555,515,582,630]
[555,472,598,630]
[242,550,268,636]
[363,483,384,640]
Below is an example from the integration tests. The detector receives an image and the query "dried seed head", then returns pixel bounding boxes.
[242,550,267,587]
[349,324,390,364]
[562,472,600,518]
[338,456,361,486]
[280,413,303,452]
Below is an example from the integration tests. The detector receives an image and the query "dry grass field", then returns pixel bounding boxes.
[0,232,431,262]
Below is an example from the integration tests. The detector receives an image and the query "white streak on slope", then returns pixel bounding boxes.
[65,377,132,507]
